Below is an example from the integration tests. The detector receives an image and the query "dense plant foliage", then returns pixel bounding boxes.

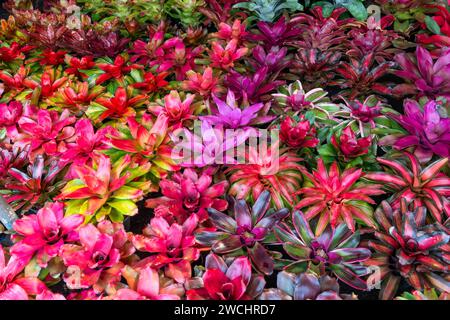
[0,0,448,300]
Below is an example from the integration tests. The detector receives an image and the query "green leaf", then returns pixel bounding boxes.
[107,81,119,94]
[195,231,227,246]
[424,15,441,34]
[285,261,309,273]
[85,103,107,121]
[80,69,101,77]
[337,0,368,20]
[317,127,331,142]
[130,69,143,82]
[25,257,41,277]
[273,259,294,270]
[306,89,328,102]
[277,0,304,12]
[344,157,363,169]
[284,243,311,259]
[318,144,337,157]
[304,110,316,123]
[112,185,142,199]
[329,264,367,290]
[0,128,6,140]
[108,208,124,223]
[108,199,138,215]
[394,19,410,33]
[396,12,413,20]
[273,225,302,244]
[95,206,112,221]
[65,199,87,216]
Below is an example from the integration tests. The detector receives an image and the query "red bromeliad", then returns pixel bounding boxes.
[332,53,393,99]
[95,55,142,85]
[37,49,67,66]
[132,215,200,283]
[24,70,68,102]
[365,200,449,300]
[280,116,318,149]
[0,66,32,95]
[16,108,75,160]
[146,168,228,223]
[89,87,147,123]
[417,4,450,55]
[0,245,48,300]
[55,153,151,222]
[0,42,33,62]
[295,159,384,234]
[209,39,248,70]
[186,253,265,300]
[365,152,450,222]
[11,202,84,267]
[132,71,169,93]
[114,266,182,300]
[331,126,372,159]
[64,56,95,78]
[107,112,179,180]
[227,146,304,209]
[49,81,104,113]
[182,67,222,98]
[60,224,121,290]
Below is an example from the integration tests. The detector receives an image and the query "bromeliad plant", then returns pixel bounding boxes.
[186,252,266,300]
[1,154,66,213]
[279,116,319,150]
[86,87,147,123]
[15,108,76,161]
[365,200,450,300]
[317,125,376,170]
[106,113,179,183]
[56,153,152,222]
[11,201,84,267]
[132,214,200,283]
[380,99,450,163]
[145,168,228,223]
[114,266,183,300]
[200,90,273,130]
[272,80,339,120]
[295,159,384,234]
[59,223,122,291]
[396,289,450,300]
[273,210,371,290]
[289,7,349,87]
[195,191,289,275]
[226,145,304,209]
[365,152,450,222]
[393,46,450,99]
